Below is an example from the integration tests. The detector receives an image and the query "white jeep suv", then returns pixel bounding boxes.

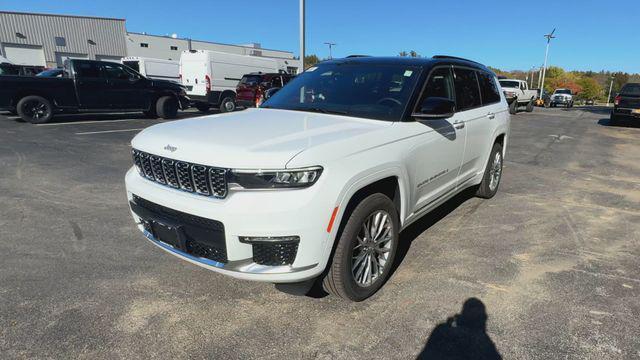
[125,56,510,301]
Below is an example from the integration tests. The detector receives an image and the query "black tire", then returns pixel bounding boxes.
[196,103,210,112]
[525,99,534,112]
[219,96,236,113]
[476,142,504,199]
[156,96,178,119]
[17,95,54,124]
[322,193,399,301]
[509,100,517,115]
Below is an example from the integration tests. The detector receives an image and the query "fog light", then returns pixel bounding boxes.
[239,236,300,244]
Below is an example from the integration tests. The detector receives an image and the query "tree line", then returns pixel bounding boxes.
[302,53,639,101]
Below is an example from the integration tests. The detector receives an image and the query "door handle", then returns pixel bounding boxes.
[487,113,495,119]
[454,121,465,130]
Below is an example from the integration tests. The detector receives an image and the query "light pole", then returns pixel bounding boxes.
[324,42,336,59]
[300,0,305,70]
[607,75,615,106]
[539,28,556,95]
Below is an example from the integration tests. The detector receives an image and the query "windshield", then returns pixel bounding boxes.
[240,75,262,87]
[499,80,520,88]
[36,69,63,77]
[262,63,421,121]
[554,89,571,95]
[620,83,640,96]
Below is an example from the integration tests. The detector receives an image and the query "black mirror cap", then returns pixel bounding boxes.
[413,97,456,119]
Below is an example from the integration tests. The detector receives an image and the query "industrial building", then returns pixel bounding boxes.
[0,11,127,67]
[0,11,300,73]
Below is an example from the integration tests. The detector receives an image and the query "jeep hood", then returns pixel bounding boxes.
[131,108,392,168]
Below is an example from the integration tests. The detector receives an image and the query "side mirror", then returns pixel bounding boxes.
[264,87,281,100]
[413,97,455,119]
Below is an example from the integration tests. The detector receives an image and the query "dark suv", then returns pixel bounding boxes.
[236,73,294,108]
[611,83,640,124]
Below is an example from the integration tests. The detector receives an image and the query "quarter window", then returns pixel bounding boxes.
[453,68,481,111]
[140,43,149,48]
[170,46,178,50]
[477,71,501,105]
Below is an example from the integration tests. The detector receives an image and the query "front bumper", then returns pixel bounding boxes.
[551,97,571,104]
[125,168,336,283]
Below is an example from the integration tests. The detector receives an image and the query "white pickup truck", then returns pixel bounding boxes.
[499,79,537,114]
[549,88,574,108]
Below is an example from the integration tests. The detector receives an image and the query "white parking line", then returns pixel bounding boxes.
[37,118,151,126]
[75,128,144,135]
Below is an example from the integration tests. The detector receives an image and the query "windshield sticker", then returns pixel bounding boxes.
[404,70,413,77]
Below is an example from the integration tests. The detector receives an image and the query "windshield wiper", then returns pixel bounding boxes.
[291,107,348,115]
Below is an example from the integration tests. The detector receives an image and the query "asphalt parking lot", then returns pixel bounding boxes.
[1,106,639,359]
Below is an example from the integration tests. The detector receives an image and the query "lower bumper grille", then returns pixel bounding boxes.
[252,242,299,266]
[130,195,227,263]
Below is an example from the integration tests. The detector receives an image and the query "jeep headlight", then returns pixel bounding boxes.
[229,166,323,189]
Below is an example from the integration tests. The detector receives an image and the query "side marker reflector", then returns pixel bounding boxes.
[327,207,339,233]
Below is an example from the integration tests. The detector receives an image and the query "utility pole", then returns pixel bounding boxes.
[324,42,336,59]
[538,66,543,89]
[539,28,556,95]
[607,75,615,106]
[300,0,305,70]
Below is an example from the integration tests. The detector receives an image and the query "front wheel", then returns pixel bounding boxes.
[525,99,534,112]
[17,95,54,124]
[509,100,517,115]
[322,193,399,301]
[156,96,178,119]
[476,143,504,199]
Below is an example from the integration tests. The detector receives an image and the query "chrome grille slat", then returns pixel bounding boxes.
[132,149,227,198]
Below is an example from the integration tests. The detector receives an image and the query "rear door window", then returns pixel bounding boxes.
[477,71,502,105]
[74,61,102,78]
[453,67,481,111]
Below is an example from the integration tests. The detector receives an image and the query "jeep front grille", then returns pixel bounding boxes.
[132,149,227,198]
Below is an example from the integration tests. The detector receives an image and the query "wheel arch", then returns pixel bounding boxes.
[12,90,56,108]
[220,89,236,101]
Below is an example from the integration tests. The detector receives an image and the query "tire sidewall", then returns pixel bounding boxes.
[156,96,178,119]
[17,96,53,124]
[477,143,503,198]
[219,97,236,113]
[334,194,399,301]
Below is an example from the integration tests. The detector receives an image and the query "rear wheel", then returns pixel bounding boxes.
[156,96,178,119]
[476,143,504,199]
[219,96,236,113]
[17,95,54,124]
[322,193,399,301]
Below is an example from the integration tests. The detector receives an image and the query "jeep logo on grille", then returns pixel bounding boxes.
[164,144,177,152]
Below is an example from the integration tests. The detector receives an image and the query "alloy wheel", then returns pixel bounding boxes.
[351,210,394,287]
[489,151,502,191]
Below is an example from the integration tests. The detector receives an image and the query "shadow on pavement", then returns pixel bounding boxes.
[417,298,502,360]
[597,117,640,129]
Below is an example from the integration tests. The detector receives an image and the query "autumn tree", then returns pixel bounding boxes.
[577,77,603,100]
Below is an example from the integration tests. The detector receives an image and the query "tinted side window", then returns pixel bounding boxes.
[74,61,102,78]
[477,71,501,105]
[422,67,455,101]
[103,63,131,80]
[453,68,481,111]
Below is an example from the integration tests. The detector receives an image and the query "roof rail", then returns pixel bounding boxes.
[346,55,370,58]
[432,55,482,65]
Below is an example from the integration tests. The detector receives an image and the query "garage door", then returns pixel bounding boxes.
[55,52,88,67]
[2,44,46,66]
[95,55,122,63]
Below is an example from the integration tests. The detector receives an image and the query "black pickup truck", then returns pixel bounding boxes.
[611,83,640,125]
[0,59,189,123]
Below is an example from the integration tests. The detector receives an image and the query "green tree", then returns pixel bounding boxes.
[577,77,602,100]
[304,54,320,69]
[398,51,408,57]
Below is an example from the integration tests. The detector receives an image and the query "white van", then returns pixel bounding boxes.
[179,50,282,112]
[122,57,180,82]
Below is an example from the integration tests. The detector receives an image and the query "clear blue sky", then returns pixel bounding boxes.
[3,0,639,73]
